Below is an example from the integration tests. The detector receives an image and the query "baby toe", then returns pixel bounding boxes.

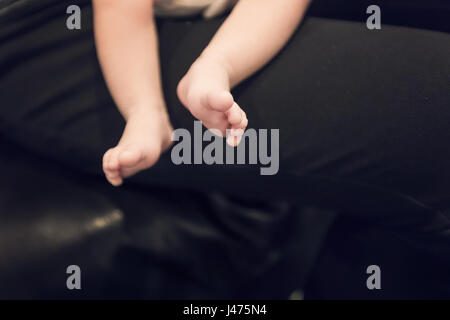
[108,148,121,171]
[104,148,120,172]
[202,112,228,137]
[118,146,143,168]
[207,90,234,112]
[103,149,113,171]
[226,134,243,147]
[107,175,123,187]
[227,103,244,125]
[238,113,248,130]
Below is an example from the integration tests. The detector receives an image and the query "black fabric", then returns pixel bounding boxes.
[1,0,450,297]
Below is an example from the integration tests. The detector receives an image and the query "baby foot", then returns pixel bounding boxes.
[177,56,248,146]
[102,107,173,187]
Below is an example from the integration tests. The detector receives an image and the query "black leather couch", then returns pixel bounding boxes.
[0,136,338,299]
[3,134,449,299]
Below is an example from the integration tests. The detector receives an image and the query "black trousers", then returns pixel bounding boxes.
[1,0,450,297]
